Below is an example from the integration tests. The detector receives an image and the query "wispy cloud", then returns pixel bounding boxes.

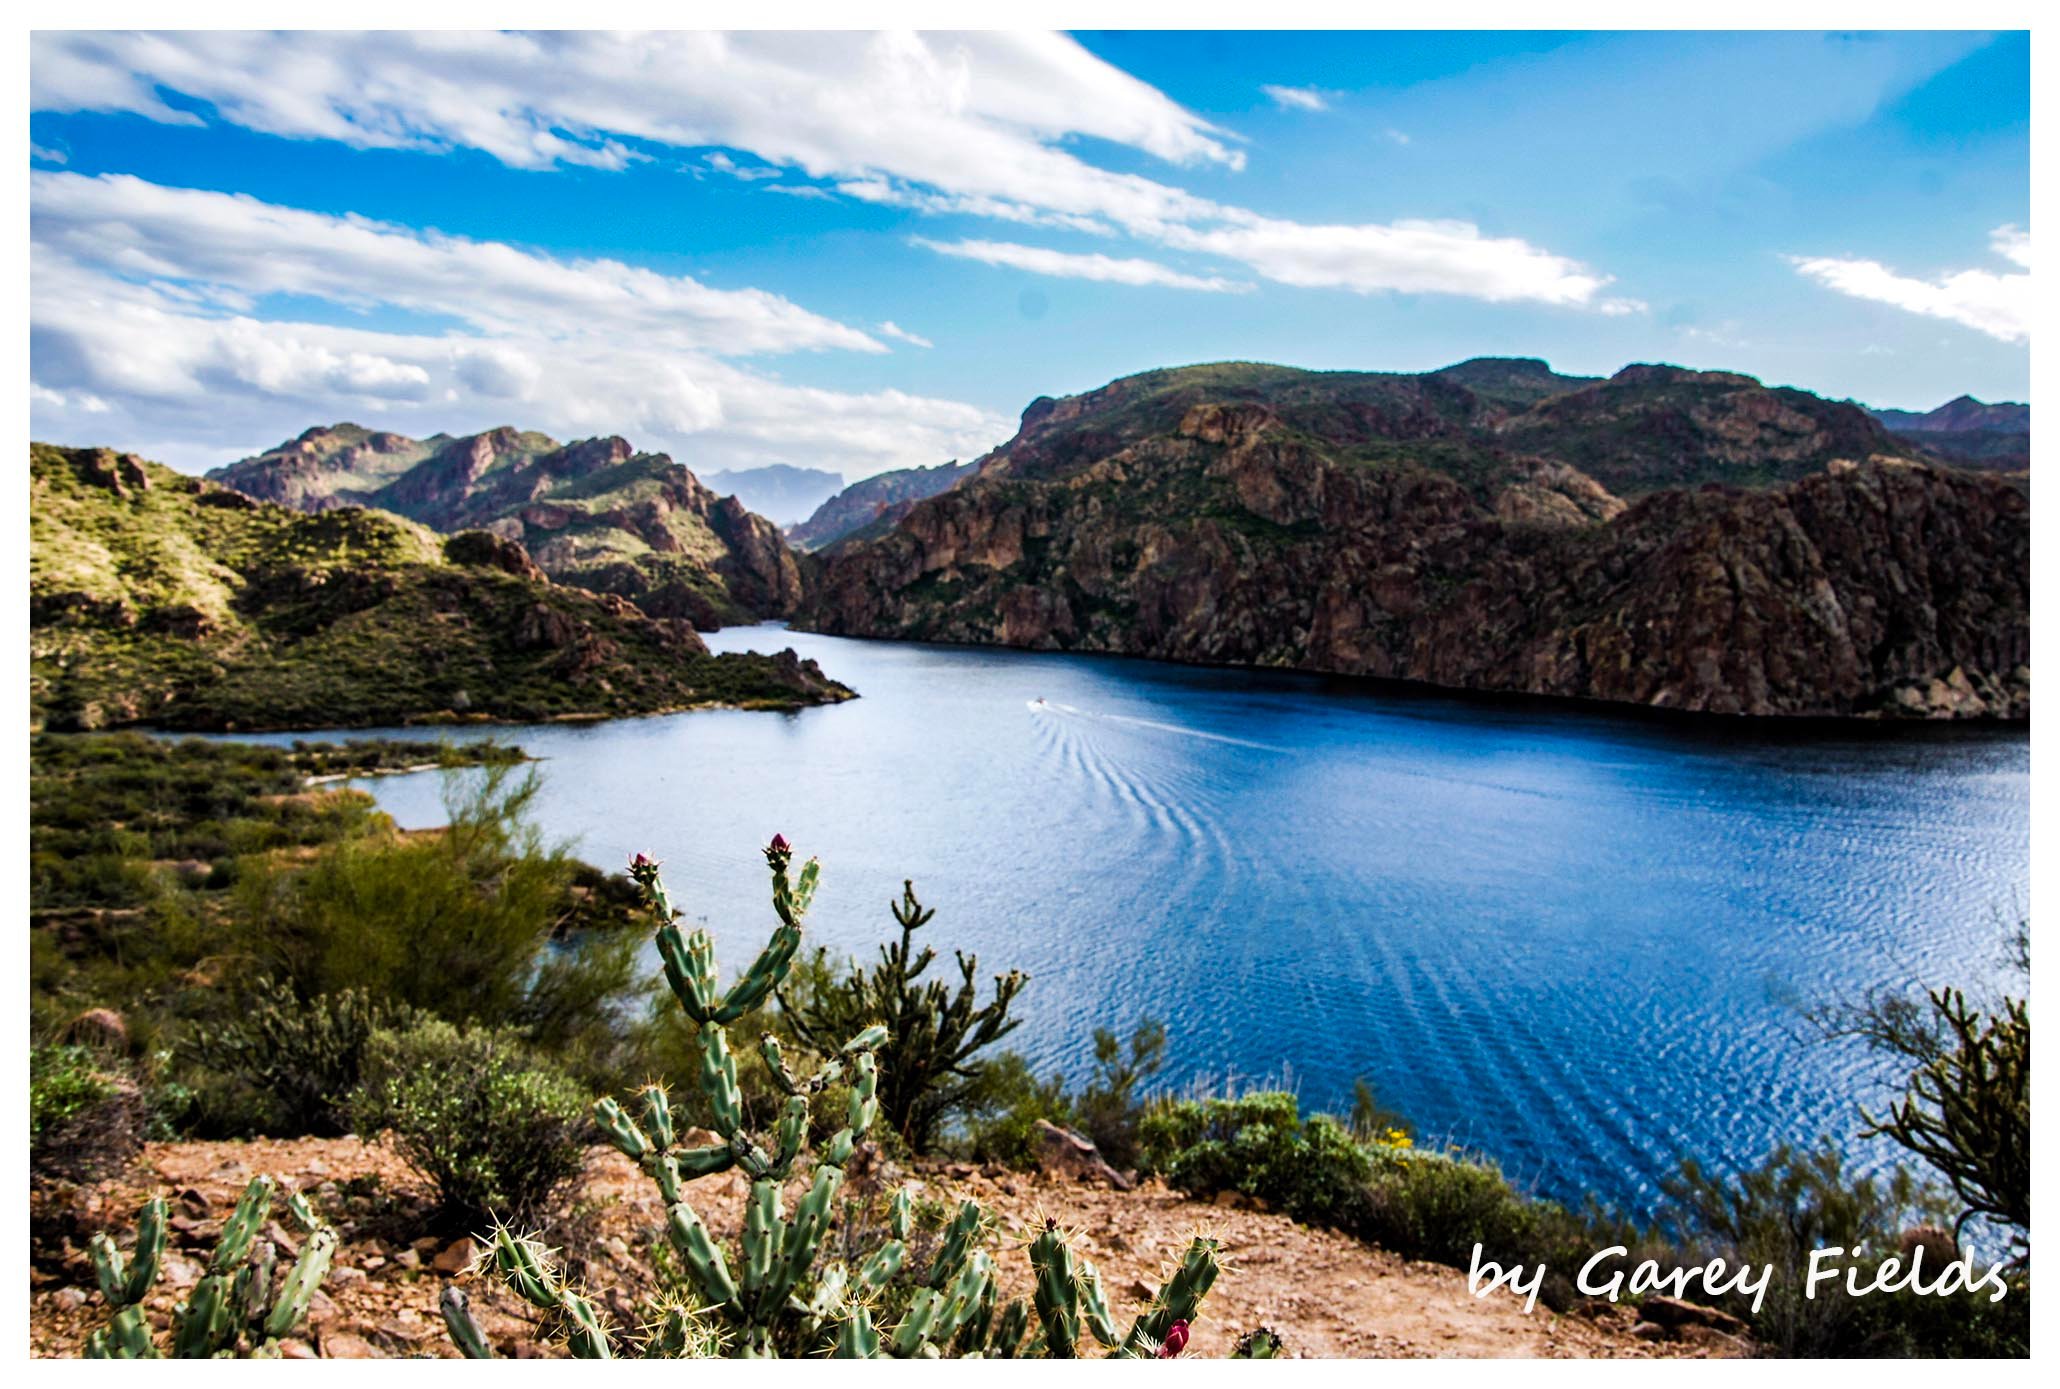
[1789,225,2031,344]
[30,31,1633,316]
[914,237,1250,293]
[30,141,69,164]
[29,172,1009,476]
[1261,84,1329,112]
[876,320,934,348]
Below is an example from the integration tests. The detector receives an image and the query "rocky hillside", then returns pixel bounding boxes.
[1864,396,2030,473]
[788,456,980,551]
[29,1137,1721,1359]
[210,426,804,628]
[31,443,851,732]
[799,362,2028,719]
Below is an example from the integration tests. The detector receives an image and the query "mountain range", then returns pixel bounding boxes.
[1861,395,2031,473]
[799,359,2028,720]
[30,443,849,732]
[787,457,982,552]
[208,426,803,629]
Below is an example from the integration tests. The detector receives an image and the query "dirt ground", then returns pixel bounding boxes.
[29,1137,1743,1359]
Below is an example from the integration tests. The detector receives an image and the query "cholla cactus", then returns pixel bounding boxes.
[85,1176,336,1358]
[446,840,1225,1359]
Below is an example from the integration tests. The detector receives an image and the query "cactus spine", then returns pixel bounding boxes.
[85,1176,335,1358]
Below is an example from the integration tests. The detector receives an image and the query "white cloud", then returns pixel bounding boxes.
[30,141,69,164]
[876,321,934,348]
[1261,84,1329,112]
[1383,128,1412,146]
[30,174,1010,479]
[1789,225,2032,344]
[914,237,1250,293]
[33,171,883,357]
[1156,215,1615,304]
[30,30,1632,315]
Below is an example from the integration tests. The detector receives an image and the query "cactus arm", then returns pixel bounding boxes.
[639,1082,675,1150]
[835,1307,882,1358]
[125,1196,168,1305]
[86,1305,159,1359]
[665,1202,740,1308]
[440,1286,496,1359]
[855,1238,905,1293]
[1078,1257,1121,1349]
[740,1179,783,1307]
[1028,1227,1082,1359]
[927,1199,984,1289]
[988,1298,1031,1358]
[698,1023,745,1140]
[1120,1236,1222,1356]
[263,1226,335,1341]
[89,1232,128,1307]
[674,1143,735,1179]
[171,1274,237,1358]
[211,1176,276,1275]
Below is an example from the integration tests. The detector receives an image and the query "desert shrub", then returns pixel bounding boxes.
[1663,1141,2024,1356]
[183,978,412,1137]
[350,1019,590,1230]
[958,1051,1077,1167]
[30,1044,146,1181]
[1138,1090,1625,1310]
[229,764,644,1059]
[1140,1092,1377,1225]
[1074,1018,1167,1171]
[780,879,1025,1154]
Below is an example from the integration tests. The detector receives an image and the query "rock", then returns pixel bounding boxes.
[278,1339,320,1359]
[175,1187,210,1216]
[1630,1321,1669,1342]
[1032,1121,1134,1189]
[329,1266,369,1289]
[160,1256,204,1288]
[1899,1224,1961,1270]
[1639,1295,1747,1337]
[303,1158,329,1177]
[53,1287,89,1310]
[321,1331,379,1359]
[432,1238,478,1276]
[59,1008,128,1053]
[392,1249,422,1272]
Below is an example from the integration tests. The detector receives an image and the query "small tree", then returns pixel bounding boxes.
[1820,922,2030,1262]
[1860,989,2029,1260]
[780,880,1026,1154]
[1075,1018,1166,1170]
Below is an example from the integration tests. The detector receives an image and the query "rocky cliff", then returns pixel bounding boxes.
[210,426,803,628]
[32,443,851,731]
[788,456,981,551]
[799,364,2028,719]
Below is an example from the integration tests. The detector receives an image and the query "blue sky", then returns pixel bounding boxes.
[29,30,2030,480]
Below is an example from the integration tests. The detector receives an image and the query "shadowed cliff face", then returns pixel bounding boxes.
[210,426,803,629]
[800,378,2028,720]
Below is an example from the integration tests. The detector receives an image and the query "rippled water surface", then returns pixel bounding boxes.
[273,625,2029,1215]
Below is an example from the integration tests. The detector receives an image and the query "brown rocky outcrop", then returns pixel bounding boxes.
[801,367,2028,720]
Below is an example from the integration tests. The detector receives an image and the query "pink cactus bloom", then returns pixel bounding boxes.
[1158,1320,1190,1358]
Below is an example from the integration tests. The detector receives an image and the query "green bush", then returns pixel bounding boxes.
[183,979,412,1137]
[350,1019,590,1231]
[31,1044,146,1181]
[958,1052,1076,1168]
[1140,1092,1376,1225]
[228,764,644,1061]
[1663,1142,2025,1357]
[1073,1019,1166,1171]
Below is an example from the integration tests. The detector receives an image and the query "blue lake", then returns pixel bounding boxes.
[252,624,2029,1218]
